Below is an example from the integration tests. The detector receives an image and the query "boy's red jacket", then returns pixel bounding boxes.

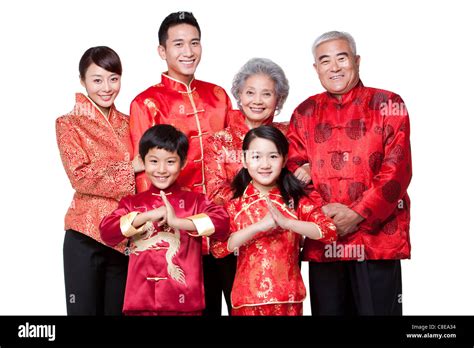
[100,183,230,314]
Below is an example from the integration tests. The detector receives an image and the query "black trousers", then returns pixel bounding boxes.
[202,253,237,316]
[308,260,402,316]
[63,229,128,315]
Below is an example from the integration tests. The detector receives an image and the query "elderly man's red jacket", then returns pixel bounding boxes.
[287,81,412,261]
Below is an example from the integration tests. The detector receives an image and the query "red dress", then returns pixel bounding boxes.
[287,81,412,261]
[99,183,230,315]
[56,93,135,252]
[211,183,337,315]
[204,109,288,205]
[130,73,232,194]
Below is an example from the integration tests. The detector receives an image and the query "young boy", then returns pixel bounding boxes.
[129,11,235,316]
[100,125,230,316]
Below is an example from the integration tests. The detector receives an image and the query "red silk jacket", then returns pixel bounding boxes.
[100,183,230,314]
[211,183,337,310]
[287,81,412,261]
[130,73,232,194]
[56,93,135,252]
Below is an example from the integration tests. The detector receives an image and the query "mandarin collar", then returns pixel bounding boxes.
[242,181,282,200]
[325,80,365,105]
[229,109,275,133]
[75,92,116,120]
[160,73,195,93]
[149,181,183,197]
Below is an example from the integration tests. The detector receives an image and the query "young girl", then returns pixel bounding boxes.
[211,125,337,316]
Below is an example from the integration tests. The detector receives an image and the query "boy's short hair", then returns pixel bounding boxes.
[158,11,201,46]
[139,124,189,165]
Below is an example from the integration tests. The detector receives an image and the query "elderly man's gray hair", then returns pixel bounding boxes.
[312,31,357,60]
[231,57,289,114]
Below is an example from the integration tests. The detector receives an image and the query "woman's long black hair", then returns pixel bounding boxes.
[231,125,307,209]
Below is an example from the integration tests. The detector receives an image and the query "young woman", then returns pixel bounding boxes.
[212,126,337,316]
[56,46,143,315]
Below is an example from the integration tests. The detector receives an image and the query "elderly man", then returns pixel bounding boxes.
[287,31,412,315]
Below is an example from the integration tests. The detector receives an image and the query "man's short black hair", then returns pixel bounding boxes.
[139,124,189,166]
[158,11,201,46]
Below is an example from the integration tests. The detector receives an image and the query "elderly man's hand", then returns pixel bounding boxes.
[322,203,364,237]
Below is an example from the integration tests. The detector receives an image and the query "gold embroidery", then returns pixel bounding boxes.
[144,98,158,116]
[256,277,273,299]
[130,222,186,286]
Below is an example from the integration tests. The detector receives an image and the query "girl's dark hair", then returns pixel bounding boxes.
[79,46,122,79]
[231,125,307,208]
[158,11,201,46]
[139,124,189,166]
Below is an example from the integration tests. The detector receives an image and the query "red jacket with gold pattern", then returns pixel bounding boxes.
[211,183,336,309]
[130,73,232,194]
[204,109,288,205]
[56,93,135,252]
[99,183,230,314]
[287,81,412,261]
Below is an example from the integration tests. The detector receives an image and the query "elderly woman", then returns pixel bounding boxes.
[205,58,290,205]
[56,46,143,315]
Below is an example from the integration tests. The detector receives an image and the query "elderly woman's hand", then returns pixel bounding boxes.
[294,163,311,186]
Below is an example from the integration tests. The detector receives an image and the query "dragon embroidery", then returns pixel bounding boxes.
[129,221,186,286]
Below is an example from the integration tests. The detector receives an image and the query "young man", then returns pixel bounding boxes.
[129,11,235,316]
[287,31,412,315]
[100,125,230,315]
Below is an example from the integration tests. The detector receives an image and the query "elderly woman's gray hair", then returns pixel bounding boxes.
[231,58,289,114]
[312,31,357,60]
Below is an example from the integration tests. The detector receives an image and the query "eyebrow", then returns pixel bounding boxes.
[90,73,118,77]
[148,155,178,159]
[318,52,349,61]
[248,151,280,155]
[171,38,200,43]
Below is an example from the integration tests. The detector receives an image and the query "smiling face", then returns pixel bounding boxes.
[243,137,286,193]
[239,74,278,128]
[80,63,121,115]
[313,38,360,98]
[158,23,202,85]
[144,147,184,190]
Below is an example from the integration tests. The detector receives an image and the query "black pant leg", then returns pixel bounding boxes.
[63,229,103,315]
[216,253,236,315]
[102,246,128,316]
[308,261,356,315]
[349,260,403,315]
[202,254,222,316]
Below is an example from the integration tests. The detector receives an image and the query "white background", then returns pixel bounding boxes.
[0,0,472,315]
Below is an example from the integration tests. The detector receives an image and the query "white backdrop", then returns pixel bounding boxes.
[0,0,472,315]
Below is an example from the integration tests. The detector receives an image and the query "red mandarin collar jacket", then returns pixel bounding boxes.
[56,93,135,252]
[211,183,337,309]
[287,81,412,261]
[100,183,230,314]
[130,73,232,194]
